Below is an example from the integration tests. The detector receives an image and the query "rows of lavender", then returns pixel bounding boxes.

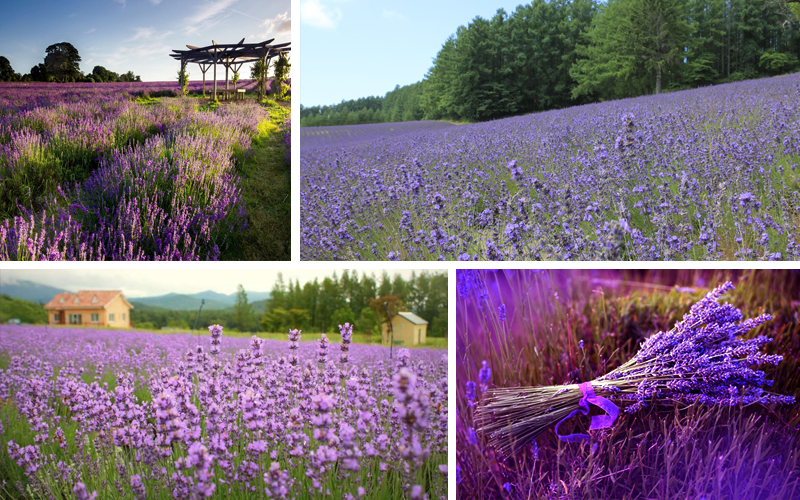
[456,269,800,499]
[0,325,447,499]
[301,73,800,261]
[0,79,281,103]
[0,84,277,260]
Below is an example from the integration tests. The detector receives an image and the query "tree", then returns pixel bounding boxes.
[30,63,49,82]
[571,0,690,98]
[630,0,692,93]
[251,59,269,97]
[44,42,82,83]
[355,307,379,337]
[272,52,291,98]
[177,66,189,96]
[234,284,254,332]
[0,56,16,81]
[92,65,118,83]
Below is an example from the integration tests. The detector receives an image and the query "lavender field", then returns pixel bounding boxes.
[0,82,290,260]
[301,73,800,261]
[0,324,447,499]
[457,269,800,499]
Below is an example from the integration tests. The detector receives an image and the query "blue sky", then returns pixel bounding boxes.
[300,0,526,106]
[0,0,290,82]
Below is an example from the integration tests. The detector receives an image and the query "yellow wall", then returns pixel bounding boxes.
[104,295,132,327]
[381,316,428,346]
[49,308,105,326]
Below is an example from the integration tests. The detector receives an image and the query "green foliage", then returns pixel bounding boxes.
[760,50,799,75]
[355,307,379,336]
[302,0,800,124]
[251,59,269,95]
[29,63,48,82]
[177,65,189,96]
[231,69,240,88]
[300,81,424,127]
[0,56,17,82]
[0,295,47,324]
[234,284,255,332]
[272,53,291,99]
[263,271,448,339]
[44,42,81,83]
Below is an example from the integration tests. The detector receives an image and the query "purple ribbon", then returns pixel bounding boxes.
[554,382,619,443]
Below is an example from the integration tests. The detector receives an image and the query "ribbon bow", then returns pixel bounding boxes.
[554,382,619,443]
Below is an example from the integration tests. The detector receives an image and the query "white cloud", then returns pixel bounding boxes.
[129,27,174,42]
[114,0,126,7]
[185,0,238,35]
[301,0,341,29]
[85,27,97,34]
[260,11,291,36]
[150,0,163,4]
[382,9,404,20]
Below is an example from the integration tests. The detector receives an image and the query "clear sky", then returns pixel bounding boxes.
[300,0,525,106]
[0,0,290,82]
[0,269,443,298]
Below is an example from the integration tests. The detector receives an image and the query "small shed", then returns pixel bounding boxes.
[44,291,133,328]
[381,311,428,346]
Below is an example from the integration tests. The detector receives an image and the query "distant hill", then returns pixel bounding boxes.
[129,293,231,311]
[129,291,271,311]
[0,295,47,324]
[0,280,270,312]
[0,280,71,304]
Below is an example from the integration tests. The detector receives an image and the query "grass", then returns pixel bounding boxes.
[221,98,291,260]
[457,269,800,499]
[135,327,448,349]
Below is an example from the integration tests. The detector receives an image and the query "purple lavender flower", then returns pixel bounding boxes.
[73,482,98,500]
[208,324,223,355]
[478,361,491,392]
[339,322,353,364]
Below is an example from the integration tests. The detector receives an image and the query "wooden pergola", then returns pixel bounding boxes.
[170,38,291,100]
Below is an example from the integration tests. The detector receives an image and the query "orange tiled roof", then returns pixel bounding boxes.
[43,291,127,310]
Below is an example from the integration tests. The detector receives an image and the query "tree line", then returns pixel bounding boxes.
[132,271,447,338]
[0,42,140,83]
[300,82,425,127]
[300,0,800,126]
[259,270,447,337]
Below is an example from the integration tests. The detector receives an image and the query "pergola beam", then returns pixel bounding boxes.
[170,38,291,101]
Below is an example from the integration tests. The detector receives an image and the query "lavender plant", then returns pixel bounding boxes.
[0,82,285,260]
[301,73,800,261]
[0,324,447,499]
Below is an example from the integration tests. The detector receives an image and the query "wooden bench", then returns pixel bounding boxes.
[236,89,246,100]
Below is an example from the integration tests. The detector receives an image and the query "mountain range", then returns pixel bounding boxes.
[0,280,270,311]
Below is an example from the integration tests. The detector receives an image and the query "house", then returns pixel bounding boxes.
[381,311,428,346]
[44,291,133,328]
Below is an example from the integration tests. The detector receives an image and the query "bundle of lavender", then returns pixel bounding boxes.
[475,282,796,455]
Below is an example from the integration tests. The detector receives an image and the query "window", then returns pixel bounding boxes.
[53,313,60,322]
[68,314,82,325]
[122,313,126,321]
[91,313,99,323]
[109,313,115,322]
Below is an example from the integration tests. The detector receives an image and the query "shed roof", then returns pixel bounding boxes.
[396,312,428,325]
[44,291,133,310]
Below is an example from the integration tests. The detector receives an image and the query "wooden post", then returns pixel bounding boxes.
[212,49,217,101]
